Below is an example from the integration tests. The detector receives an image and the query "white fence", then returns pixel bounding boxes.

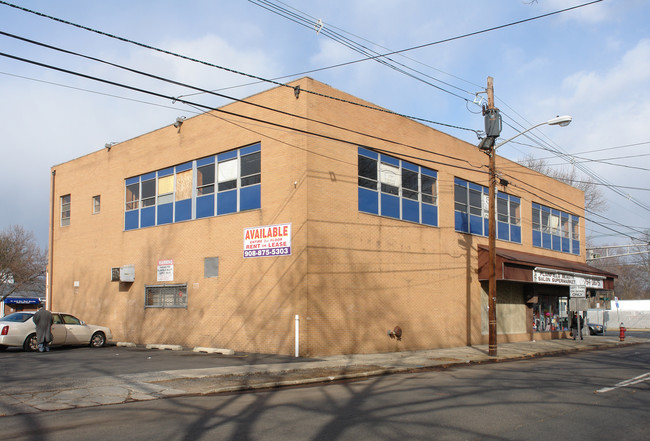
[586,300,650,330]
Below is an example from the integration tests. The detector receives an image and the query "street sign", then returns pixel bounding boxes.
[570,284,586,298]
[569,298,588,311]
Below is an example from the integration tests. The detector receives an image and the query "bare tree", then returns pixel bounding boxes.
[519,155,608,213]
[589,231,650,300]
[0,225,47,302]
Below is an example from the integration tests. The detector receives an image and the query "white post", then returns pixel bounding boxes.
[294,314,300,357]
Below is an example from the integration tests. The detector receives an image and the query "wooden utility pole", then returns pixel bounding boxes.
[487,77,498,357]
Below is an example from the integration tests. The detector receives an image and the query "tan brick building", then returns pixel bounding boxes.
[47,77,615,356]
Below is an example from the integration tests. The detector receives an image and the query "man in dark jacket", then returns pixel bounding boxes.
[570,312,583,340]
[33,306,53,352]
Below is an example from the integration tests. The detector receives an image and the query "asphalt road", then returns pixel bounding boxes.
[1,343,648,441]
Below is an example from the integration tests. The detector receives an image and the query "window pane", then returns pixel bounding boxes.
[358,156,377,180]
[218,159,237,183]
[469,188,482,216]
[93,195,101,214]
[402,169,418,191]
[241,151,260,177]
[61,194,71,226]
[198,184,214,196]
[422,175,436,196]
[572,219,579,240]
[142,179,155,198]
[158,193,173,205]
[510,200,520,225]
[454,185,467,212]
[497,198,508,223]
[562,218,570,237]
[158,175,173,195]
[381,183,399,195]
[197,164,215,187]
[218,180,237,191]
[145,285,187,308]
[175,170,192,201]
[241,174,261,187]
[358,177,376,190]
[532,207,540,230]
[126,183,139,210]
[541,211,550,232]
[550,214,560,235]
[403,189,418,200]
[380,163,400,187]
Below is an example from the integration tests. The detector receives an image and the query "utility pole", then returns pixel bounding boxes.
[477,80,569,356]
[482,77,502,357]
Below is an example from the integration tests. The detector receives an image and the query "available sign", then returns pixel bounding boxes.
[243,223,291,258]
[157,259,174,282]
[533,269,604,289]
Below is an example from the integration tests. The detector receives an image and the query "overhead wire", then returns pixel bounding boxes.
[3,49,644,245]
[0,49,488,176]
[248,0,650,221]
[248,0,475,102]
[497,111,650,214]
[3,0,645,242]
[0,0,476,135]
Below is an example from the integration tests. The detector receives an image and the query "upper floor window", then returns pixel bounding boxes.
[124,143,261,231]
[532,202,579,255]
[60,194,71,226]
[454,178,521,243]
[92,195,101,214]
[358,147,438,227]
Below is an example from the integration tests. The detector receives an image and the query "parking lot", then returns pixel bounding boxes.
[0,344,317,395]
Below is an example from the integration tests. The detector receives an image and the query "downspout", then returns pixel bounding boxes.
[48,169,56,310]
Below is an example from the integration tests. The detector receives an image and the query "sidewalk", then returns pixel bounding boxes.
[1,335,647,417]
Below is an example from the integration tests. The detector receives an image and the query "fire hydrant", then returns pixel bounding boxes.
[619,323,626,341]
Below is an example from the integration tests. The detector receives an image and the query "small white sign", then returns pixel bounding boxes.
[157,259,174,282]
[570,284,586,298]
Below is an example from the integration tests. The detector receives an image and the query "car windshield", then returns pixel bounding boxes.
[0,312,34,322]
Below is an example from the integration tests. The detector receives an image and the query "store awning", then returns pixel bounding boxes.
[478,245,617,290]
[3,297,42,305]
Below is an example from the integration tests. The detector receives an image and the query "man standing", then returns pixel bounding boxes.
[33,305,53,352]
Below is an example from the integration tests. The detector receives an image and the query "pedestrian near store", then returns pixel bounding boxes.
[33,305,53,352]
[570,312,583,340]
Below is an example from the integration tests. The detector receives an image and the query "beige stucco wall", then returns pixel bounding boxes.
[48,78,586,356]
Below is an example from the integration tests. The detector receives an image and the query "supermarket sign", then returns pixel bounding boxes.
[533,268,604,289]
[243,223,291,258]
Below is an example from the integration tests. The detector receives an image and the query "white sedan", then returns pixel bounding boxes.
[0,311,112,351]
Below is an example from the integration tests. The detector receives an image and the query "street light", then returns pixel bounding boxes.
[485,115,572,356]
[494,116,572,150]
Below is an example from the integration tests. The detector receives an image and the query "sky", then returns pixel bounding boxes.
[1,0,649,251]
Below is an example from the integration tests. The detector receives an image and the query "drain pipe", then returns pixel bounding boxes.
[48,169,56,310]
[294,314,299,357]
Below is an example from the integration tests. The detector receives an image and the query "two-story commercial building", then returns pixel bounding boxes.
[47,77,615,356]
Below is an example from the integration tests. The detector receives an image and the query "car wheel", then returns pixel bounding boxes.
[589,328,595,335]
[23,333,38,352]
[0,345,7,352]
[90,332,106,348]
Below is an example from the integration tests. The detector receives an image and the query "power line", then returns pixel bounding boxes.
[0,1,476,135]
[534,141,650,159]
[5,50,643,245]
[498,112,650,214]
[0,50,488,176]
[249,0,475,102]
